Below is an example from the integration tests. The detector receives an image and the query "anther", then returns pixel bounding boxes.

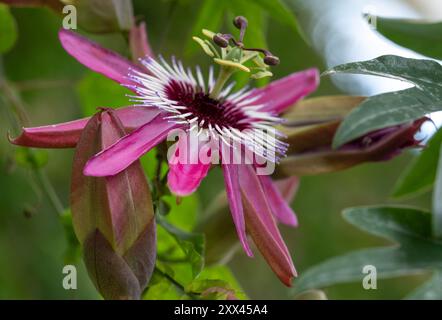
[263,55,280,66]
[233,16,248,44]
[213,34,229,48]
[242,47,280,66]
[233,16,248,29]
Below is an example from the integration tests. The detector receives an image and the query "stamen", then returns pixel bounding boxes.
[128,56,287,163]
[213,34,229,48]
[233,16,248,44]
[263,55,280,66]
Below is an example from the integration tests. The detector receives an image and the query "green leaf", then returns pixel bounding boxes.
[157,214,205,279]
[143,270,183,300]
[405,270,442,300]
[376,17,442,60]
[325,55,442,148]
[342,206,431,243]
[433,143,442,238]
[393,127,442,198]
[193,265,247,299]
[0,4,17,54]
[164,194,199,232]
[186,279,233,300]
[293,206,442,294]
[76,72,131,116]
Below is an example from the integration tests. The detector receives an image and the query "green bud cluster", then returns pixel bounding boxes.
[192,29,275,80]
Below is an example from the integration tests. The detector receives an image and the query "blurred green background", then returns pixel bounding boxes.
[0,0,433,299]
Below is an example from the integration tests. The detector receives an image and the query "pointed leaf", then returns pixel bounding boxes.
[325,55,442,147]
[393,127,442,198]
[293,206,442,294]
[405,270,442,300]
[157,214,205,279]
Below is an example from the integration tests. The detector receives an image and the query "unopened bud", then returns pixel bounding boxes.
[233,16,248,29]
[213,34,229,48]
[264,55,280,66]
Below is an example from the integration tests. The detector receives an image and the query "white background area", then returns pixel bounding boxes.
[290,0,442,134]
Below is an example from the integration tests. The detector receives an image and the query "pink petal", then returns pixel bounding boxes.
[59,29,143,86]
[129,22,154,61]
[167,137,212,196]
[258,175,298,227]
[9,107,160,148]
[239,164,296,286]
[222,164,253,257]
[244,68,319,115]
[9,117,88,149]
[110,107,161,131]
[275,176,300,204]
[84,115,179,177]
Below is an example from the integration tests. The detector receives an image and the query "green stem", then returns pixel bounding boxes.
[0,69,64,217]
[34,166,65,216]
[1,78,30,127]
[210,66,234,99]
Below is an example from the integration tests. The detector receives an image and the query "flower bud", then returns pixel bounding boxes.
[233,16,248,29]
[213,33,229,48]
[277,96,426,177]
[264,55,280,66]
[70,109,156,299]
